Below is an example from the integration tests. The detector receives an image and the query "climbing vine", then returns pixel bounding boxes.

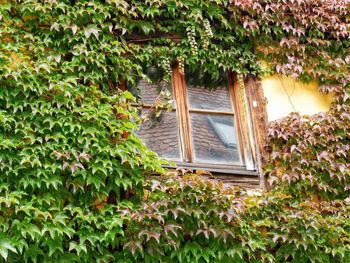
[0,0,349,262]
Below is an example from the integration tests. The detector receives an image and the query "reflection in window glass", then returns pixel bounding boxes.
[137,111,181,161]
[186,84,233,112]
[190,113,241,164]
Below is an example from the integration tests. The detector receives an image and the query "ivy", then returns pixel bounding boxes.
[0,0,349,262]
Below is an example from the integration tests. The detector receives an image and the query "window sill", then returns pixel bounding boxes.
[164,162,259,176]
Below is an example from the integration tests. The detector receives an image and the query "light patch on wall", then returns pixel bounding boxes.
[261,75,333,122]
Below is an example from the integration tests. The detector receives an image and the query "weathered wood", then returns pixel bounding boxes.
[168,163,258,175]
[229,73,256,171]
[150,173,260,190]
[172,65,193,162]
[201,174,260,190]
[188,108,235,116]
[243,76,269,189]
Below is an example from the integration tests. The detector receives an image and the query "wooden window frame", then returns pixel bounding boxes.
[166,65,259,175]
[125,64,268,183]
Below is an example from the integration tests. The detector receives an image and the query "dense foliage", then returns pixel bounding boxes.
[0,0,349,262]
[266,88,350,201]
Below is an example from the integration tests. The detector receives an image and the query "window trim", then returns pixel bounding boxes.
[126,64,263,177]
[229,73,256,171]
[164,162,259,176]
[170,65,257,173]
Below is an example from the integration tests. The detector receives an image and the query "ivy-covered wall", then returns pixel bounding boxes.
[0,0,349,262]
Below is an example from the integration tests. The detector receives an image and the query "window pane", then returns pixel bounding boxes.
[137,111,181,161]
[136,79,173,105]
[186,84,233,112]
[190,113,241,164]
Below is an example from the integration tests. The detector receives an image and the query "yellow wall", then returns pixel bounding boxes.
[261,75,333,122]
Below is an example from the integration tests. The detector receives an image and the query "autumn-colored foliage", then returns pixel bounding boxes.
[0,0,349,262]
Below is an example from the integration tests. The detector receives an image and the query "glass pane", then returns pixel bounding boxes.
[136,79,173,106]
[137,111,181,161]
[190,113,241,164]
[186,84,233,112]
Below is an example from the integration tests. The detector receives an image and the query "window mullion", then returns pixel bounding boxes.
[228,73,256,170]
[172,65,193,163]
[188,109,235,116]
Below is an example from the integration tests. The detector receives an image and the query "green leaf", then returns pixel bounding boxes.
[0,238,17,260]
[45,238,63,257]
[84,25,100,39]
[68,241,87,256]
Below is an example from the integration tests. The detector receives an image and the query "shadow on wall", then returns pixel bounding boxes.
[261,75,334,122]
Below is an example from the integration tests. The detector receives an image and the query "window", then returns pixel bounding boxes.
[131,64,257,175]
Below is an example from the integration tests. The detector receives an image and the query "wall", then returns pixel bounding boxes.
[261,75,333,122]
